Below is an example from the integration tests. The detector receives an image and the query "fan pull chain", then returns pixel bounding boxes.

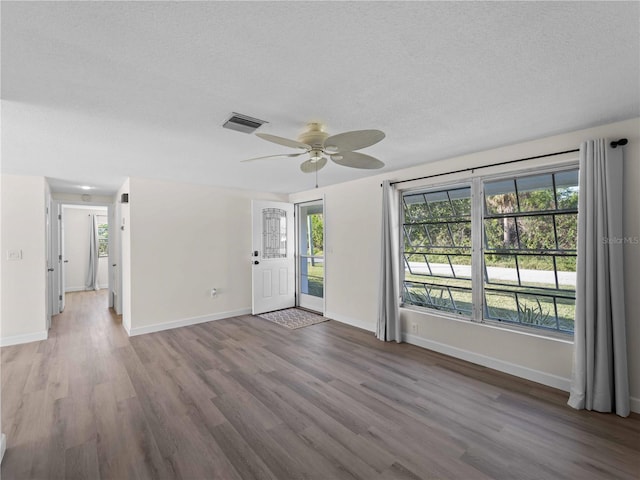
[315,163,319,188]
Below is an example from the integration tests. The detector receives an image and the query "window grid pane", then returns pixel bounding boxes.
[483,169,578,334]
[403,186,472,316]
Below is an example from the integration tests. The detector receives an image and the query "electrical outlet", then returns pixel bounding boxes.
[7,249,22,261]
[410,322,418,334]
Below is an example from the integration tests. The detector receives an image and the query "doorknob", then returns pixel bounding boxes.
[253,260,260,265]
[48,268,54,272]
[64,260,69,263]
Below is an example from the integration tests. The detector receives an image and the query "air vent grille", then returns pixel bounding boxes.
[222,113,268,134]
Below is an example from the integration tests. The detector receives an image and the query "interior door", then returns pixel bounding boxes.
[59,205,66,312]
[108,203,115,309]
[297,199,325,313]
[45,194,53,328]
[252,200,295,315]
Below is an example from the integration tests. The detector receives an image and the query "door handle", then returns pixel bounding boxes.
[64,260,69,263]
[48,268,54,272]
[253,260,260,265]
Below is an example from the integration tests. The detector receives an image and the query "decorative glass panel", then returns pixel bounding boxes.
[262,208,287,259]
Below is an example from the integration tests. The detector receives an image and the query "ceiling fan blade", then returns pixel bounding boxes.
[324,129,385,153]
[300,157,328,173]
[331,151,384,169]
[240,152,306,162]
[256,133,310,150]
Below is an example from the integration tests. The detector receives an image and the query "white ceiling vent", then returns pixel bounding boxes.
[222,113,268,134]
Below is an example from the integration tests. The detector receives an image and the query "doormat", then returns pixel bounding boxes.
[257,308,328,330]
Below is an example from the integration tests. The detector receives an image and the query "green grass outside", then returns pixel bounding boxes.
[302,264,324,297]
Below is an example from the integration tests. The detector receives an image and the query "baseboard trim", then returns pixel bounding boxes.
[403,333,572,392]
[65,286,107,293]
[0,330,48,347]
[65,286,88,292]
[1,433,6,464]
[325,310,375,333]
[127,308,252,337]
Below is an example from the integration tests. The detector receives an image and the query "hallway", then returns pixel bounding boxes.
[1,290,131,478]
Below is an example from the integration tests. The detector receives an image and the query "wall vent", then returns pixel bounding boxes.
[222,112,268,134]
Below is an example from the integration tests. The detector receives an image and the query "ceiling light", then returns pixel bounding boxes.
[310,151,323,161]
[80,185,93,190]
[325,145,339,154]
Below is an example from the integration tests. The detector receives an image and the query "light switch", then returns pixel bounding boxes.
[7,249,22,261]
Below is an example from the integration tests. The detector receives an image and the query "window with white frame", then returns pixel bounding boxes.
[401,165,579,336]
[403,186,473,316]
[98,221,109,257]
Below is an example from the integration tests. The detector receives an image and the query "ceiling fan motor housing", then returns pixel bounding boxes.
[298,123,329,149]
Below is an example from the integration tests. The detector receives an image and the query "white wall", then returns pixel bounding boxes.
[62,206,109,291]
[117,179,131,332]
[0,174,48,346]
[52,192,114,204]
[289,117,640,411]
[126,177,285,335]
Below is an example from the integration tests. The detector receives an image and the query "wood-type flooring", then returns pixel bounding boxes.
[2,290,639,479]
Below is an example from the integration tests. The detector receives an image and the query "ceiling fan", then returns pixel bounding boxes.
[241,122,385,173]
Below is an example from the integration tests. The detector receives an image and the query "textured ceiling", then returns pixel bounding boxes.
[2,1,639,195]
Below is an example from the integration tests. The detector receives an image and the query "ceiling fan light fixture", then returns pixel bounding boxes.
[331,154,344,161]
[310,150,323,161]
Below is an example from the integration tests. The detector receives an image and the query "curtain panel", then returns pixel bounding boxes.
[568,139,629,417]
[377,180,401,342]
[86,214,100,291]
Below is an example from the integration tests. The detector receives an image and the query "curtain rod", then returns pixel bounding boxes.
[385,138,628,187]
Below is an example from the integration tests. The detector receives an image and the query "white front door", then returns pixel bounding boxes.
[252,200,295,315]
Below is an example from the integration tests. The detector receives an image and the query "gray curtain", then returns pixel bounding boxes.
[377,180,401,342]
[86,214,100,291]
[568,139,629,417]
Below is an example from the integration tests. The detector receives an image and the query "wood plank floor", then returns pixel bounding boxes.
[2,290,639,479]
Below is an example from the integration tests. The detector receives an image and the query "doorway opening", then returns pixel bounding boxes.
[56,204,111,313]
[296,199,324,313]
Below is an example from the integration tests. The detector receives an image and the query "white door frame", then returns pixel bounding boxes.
[59,202,66,312]
[45,193,54,327]
[295,198,325,313]
[56,201,113,307]
[49,200,62,318]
